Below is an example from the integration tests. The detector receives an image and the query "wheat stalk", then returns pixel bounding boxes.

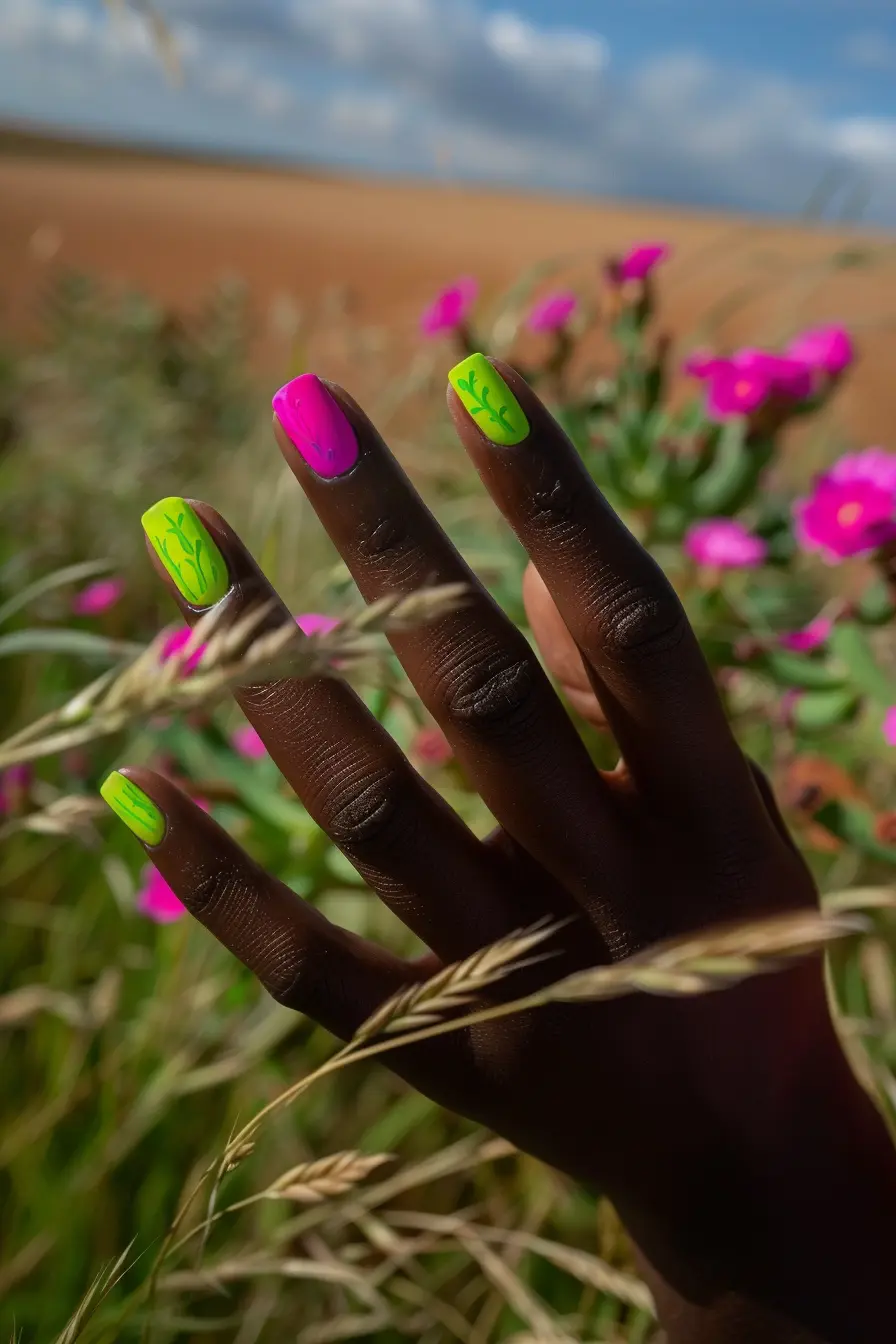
[0,583,469,769]
[266,1151,392,1204]
[547,909,867,1003]
[0,795,106,844]
[353,918,562,1042]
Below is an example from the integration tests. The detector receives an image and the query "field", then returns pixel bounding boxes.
[2,132,896,1343]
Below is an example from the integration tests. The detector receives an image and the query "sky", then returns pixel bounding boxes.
[2,0,896,223]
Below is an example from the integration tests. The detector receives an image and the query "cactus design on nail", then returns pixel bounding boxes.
[448,354,529,446]
[141,498,229,606]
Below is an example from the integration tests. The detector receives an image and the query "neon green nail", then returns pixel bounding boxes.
[141,497,228,606]
[100,772,166,846]
[448,353,529,447]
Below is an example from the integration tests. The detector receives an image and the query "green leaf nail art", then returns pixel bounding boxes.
[141,497,228,606]
[448,353,529,447]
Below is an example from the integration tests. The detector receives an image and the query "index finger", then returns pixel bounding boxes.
[448,354,765,833]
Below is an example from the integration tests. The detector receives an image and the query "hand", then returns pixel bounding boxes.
[108,359,896,1343]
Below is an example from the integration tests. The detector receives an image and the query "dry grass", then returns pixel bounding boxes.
[0,582,468,770]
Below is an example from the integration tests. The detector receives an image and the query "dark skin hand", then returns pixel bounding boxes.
[120,361,896,1343]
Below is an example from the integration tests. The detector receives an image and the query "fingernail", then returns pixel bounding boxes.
[272,373,359,478]
[448,354,529,446]
[100,771,166,846]
[141,497,229,607]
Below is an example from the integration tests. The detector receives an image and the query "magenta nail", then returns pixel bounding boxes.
[272,374,358,478]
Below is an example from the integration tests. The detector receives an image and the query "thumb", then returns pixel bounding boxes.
[522,563,609,731]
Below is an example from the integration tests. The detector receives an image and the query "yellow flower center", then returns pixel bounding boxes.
[836,501,862,528]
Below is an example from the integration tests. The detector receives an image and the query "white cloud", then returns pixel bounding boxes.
[844,30,896,73]
[1,0,895,223]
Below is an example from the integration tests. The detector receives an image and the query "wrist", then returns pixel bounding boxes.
[625,1039,896,1343]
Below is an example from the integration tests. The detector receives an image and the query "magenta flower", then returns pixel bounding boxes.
[610,243,669,284]
[296,612,340,637]
[705,361,770,420]
[527,290,577,333]
[420,277,477,337]
[786,324,853,376]
[794,476,896,563]
[684,519,767,569]
[136,865,187,924]
[0,763,32,815]
[684,350,726,380]
[828,446,896,496]
[884,707,896,747]
[733,348,813,400]
[232,724,267,759]
[779,614,834,653]
[159,624,207,675]
[72,577,125,615]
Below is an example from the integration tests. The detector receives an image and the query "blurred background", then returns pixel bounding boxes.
[3,3,896,1342]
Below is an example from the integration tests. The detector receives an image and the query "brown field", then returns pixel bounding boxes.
[2,127,896,444]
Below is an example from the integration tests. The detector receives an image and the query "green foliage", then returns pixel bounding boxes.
[2,256,896,1343]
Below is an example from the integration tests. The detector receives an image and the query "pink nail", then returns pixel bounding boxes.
[272,373,358,478]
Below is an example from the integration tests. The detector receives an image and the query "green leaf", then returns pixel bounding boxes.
[828,622,893,706]
[762,649,849,691]
[692,422,773,515]
[0,629,144,660]
[0,559,116,626]
[793,687,861,732]
[855,580,895,626]
[814,801,896,865]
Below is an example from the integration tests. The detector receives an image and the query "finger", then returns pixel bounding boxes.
[100,767,419,1039]
[270,374,623,926]
[448,355,766,836]
[139,496,543,960]
[522,564,608,729]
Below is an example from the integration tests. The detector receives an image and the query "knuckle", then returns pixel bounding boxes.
[188,864,244,919]
[590,577,688,665]
[355,515,427,585]
[263,933,317,1008]
[442,649,539,735]
[324,763,415,855]
[527,473,583,536]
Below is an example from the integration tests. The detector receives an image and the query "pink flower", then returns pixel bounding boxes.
[72,577,125,615]
[779,615,834,653]
[684,519,767,569]
[0,764,32,815]
[412,725,454,767]
[828,446,896,496]
[420,277,477,337]
[786,325,853,376]
[296,612,340,637]
[232,724,267,759]
[884,707,896,747]
[705,361,770,420]
[610,243,670,284]
[527,290,577,333]
[159,625,207,675]
[684,350,726,380]
[794,476,896,562]
[136,865,187,924]
[733,348,813,400]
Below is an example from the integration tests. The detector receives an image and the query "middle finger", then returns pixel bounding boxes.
[272,373,625,912]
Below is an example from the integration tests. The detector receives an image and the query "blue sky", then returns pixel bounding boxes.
[2,0,896,222]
